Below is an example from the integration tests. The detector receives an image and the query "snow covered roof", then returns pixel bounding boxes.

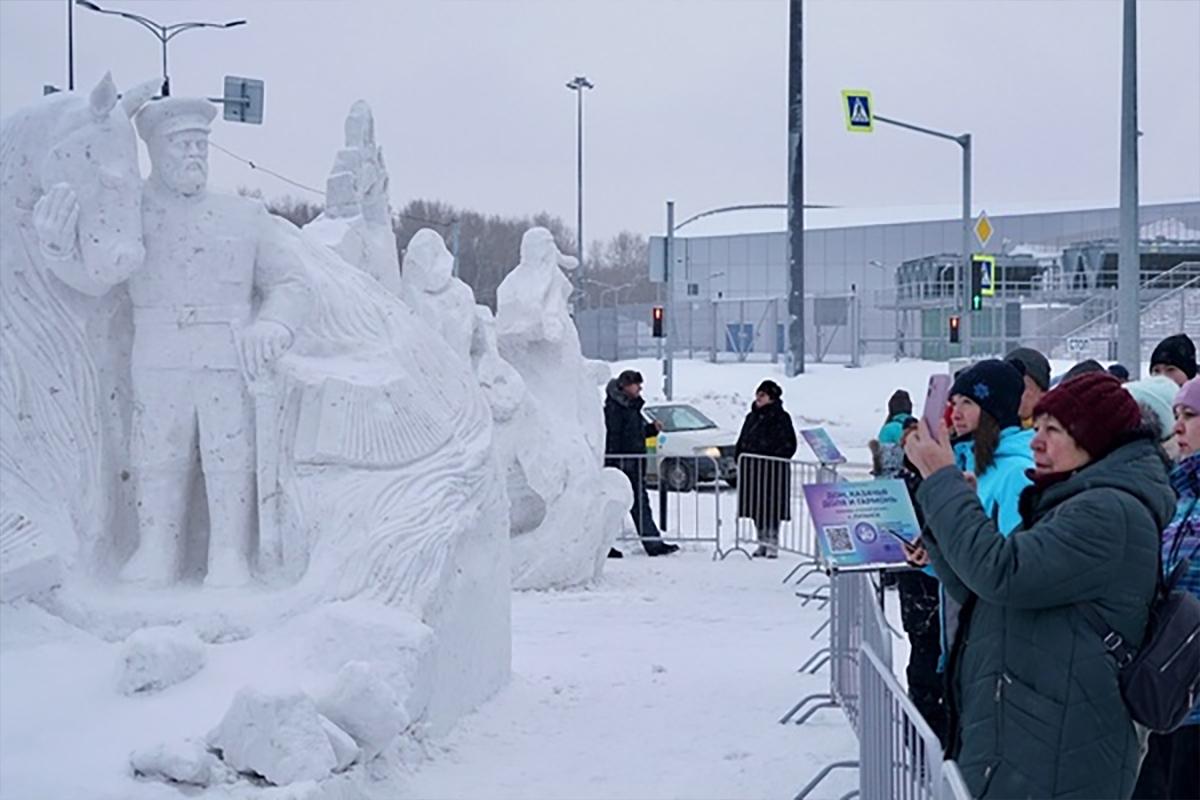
[673,198,1200,238]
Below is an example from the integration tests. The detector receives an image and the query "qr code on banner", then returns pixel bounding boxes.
[824,525,855,554]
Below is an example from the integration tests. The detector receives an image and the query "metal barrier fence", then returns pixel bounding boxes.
[729,454,837,561]
[786,571,971,800]
[858,644,945,800]
[604,453,726,557]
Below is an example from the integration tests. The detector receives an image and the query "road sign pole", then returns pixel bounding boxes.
[664,200,675,401]
[961,133,973,356]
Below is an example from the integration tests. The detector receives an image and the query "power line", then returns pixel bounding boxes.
[209,139,324,196]
[209,139,457,229]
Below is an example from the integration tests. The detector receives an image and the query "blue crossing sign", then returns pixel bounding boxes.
[842,90,874,133]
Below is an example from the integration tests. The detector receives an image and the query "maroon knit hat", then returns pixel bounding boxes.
[1032,372,1141,458]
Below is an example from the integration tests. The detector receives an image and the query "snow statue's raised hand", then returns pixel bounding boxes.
[32,183,79,259]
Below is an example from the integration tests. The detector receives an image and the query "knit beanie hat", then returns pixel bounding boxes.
[887,389,913,418]
[1175,376,1200,415]
[950,359,1024,430]
[1125,376,1178,442]
[1150,334,1198,379]
[1060,359,1105,384]
[757,380,782,401]
[1033,372,1142,458]
[1107,364,1131,382]
[1005,347,1051,391]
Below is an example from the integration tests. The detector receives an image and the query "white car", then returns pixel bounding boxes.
[641,403,739,492]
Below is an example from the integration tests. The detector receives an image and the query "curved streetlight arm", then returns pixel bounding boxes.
[165,19,246,40]
[76,1,165,39]
[673,202,837,232]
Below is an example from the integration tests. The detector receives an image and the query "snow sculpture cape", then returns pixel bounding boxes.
[0,85,509,748]
[490,228,632,588]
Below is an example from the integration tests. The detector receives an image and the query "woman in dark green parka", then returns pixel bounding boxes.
[905,372,1176,799]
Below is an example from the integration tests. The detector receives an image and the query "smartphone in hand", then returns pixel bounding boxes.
[922,374,952,442]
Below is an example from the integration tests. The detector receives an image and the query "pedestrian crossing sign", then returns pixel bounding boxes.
[842,90,874,133]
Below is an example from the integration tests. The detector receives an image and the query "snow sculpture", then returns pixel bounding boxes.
[0,73,152,597]
[304,100,401,294]
[492,229,633,588]
[1,85,510,795]
[401,228,476,360]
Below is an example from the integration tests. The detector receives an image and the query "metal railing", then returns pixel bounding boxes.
[782,569,972,800]
[1049,261,1200,348]
[728,454,837,561]
[605,453,726,557]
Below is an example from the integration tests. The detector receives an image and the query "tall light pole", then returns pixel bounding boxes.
[75,0,246,97]
[1118,0,1140,373]
[566,76,594,268]
[67,0,75,90]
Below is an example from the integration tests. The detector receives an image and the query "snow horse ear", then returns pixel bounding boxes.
[89,72,119,120]
[120,79,160,119]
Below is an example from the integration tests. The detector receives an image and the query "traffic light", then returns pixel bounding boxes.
[970,254,996,311]
[949,314,961,344]
[652,305,664,338]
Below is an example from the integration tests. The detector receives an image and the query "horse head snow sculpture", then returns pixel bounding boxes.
[0,73,151,577]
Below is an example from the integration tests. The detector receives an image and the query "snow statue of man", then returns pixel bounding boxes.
[123,98,312,586]
[31,97,313,587]
[400,228,475,360]
[305,100,401,294]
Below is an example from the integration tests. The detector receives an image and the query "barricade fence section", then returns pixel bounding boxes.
[732,454,835,560]
[792,572,971,800]
[859,643,945,800]
[603,453,725,556]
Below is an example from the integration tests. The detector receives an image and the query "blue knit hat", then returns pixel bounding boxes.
[950,359,1025,430]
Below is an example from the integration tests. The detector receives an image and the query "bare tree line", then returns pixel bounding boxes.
[240,189,657,311]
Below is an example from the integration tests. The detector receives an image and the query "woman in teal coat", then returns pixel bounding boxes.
[906,372,1174,799]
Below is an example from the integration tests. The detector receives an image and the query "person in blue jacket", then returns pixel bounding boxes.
[909,360,1035,674]
[879,389,914,444]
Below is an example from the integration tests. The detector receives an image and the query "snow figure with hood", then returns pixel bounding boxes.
[404,227,631,589]
[1,86,510,795]
[304,100,401,294]
[495,225,631,586]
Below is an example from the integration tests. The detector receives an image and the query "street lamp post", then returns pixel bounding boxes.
[75,0,246,97]
[565,76,594,268]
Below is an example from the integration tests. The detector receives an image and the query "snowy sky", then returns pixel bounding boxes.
[1,0,1197,243]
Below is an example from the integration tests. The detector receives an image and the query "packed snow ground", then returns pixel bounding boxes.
[3,357,991,799]
[403,549,858,800]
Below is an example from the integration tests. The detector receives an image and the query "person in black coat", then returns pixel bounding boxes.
[604,370,678,557]
[734,380,798,558]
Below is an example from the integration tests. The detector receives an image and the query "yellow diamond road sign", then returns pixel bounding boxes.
[974,212,994,248]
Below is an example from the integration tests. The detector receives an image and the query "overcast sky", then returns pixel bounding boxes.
[2,0,1197,244]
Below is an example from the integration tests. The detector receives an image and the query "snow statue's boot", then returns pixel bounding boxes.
[203,471,255,588]
[122,471,189,585]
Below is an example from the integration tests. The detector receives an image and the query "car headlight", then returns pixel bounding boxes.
[697,446,722,458]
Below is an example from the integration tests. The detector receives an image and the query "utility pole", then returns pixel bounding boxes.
[1118,0,1140,373]
[786,0,805,375]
